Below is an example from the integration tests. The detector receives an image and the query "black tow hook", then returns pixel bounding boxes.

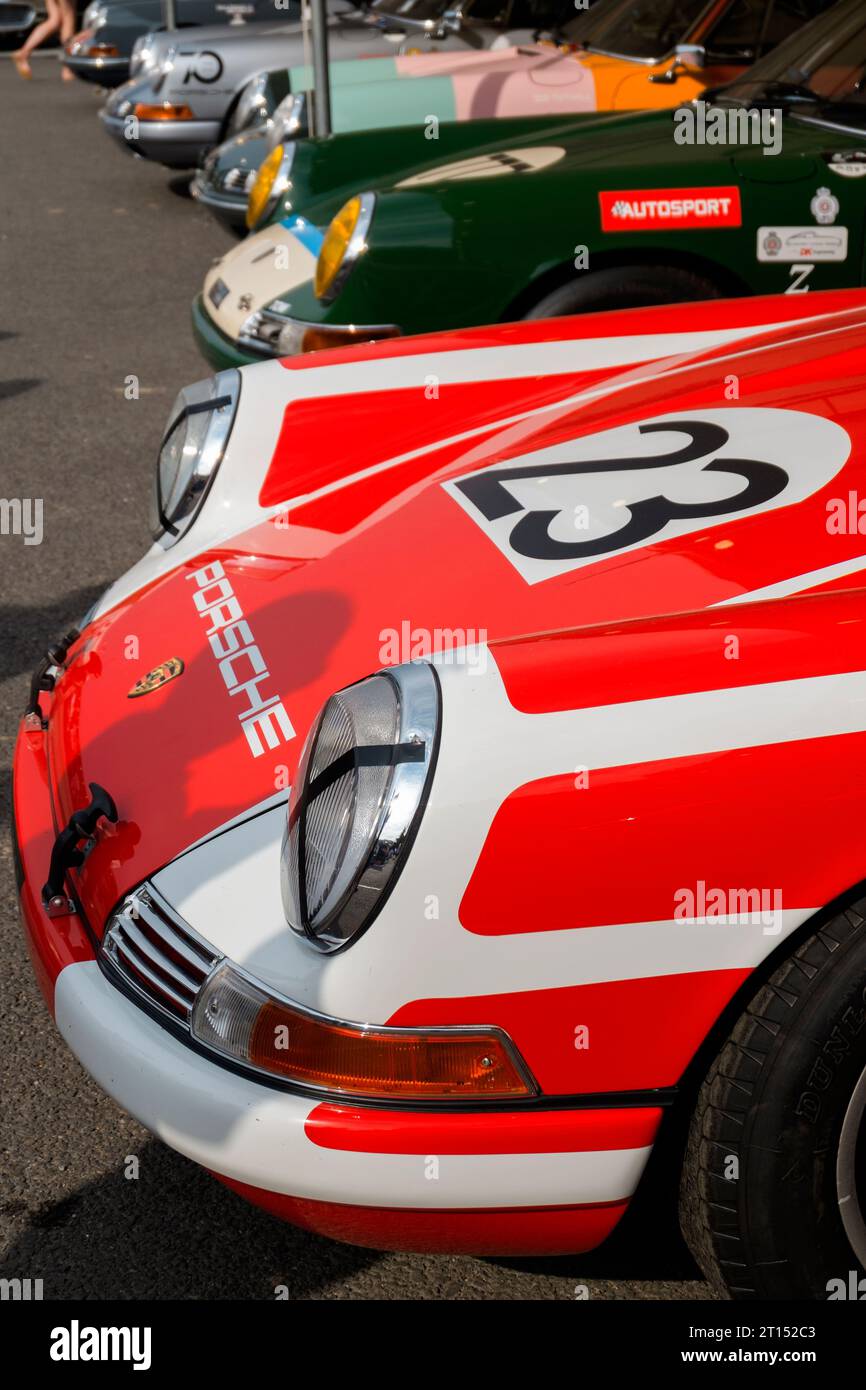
[42,782,118,918]
[25,628,80,726]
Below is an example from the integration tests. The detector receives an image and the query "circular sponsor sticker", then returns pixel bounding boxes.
[824,150,866,178]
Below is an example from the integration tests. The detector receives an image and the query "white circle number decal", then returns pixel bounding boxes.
[443,408,851,584]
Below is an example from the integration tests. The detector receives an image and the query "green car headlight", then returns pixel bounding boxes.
[246,140,296,230]
[315,192,376,303]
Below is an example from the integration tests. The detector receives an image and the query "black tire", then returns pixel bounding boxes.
[679,904,866,1299]
[524,265,723,319]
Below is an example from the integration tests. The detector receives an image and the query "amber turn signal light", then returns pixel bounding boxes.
[134,103,195,121]
[300,325,401,354]
[192,962,535,1100]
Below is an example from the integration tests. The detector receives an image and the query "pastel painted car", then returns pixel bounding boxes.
[14,287,866,1297]
[102,0,580,172]
[192,0,866,367]
[192,0,833,230]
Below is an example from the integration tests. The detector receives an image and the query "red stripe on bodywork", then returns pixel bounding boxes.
[460,729,866,935]
[212,1171,629,1255]
[493,591,866,714]
[260,371,623,511]
[277,290,866,370]
[304,1104,662,1154]
[388,971,748,1094]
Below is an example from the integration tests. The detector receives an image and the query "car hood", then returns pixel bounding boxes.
[412,104,833,186]
[47,293,866,928]
[146,19,306,53]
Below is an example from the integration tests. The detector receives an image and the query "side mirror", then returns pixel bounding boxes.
[675,43,706,69]
[649,42,706,83]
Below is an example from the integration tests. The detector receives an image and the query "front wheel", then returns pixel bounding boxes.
[680,903,866,1299]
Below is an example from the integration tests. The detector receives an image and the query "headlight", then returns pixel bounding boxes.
[82,2,105,26]
[281,662,439,952]
[314,192,375,302]
[149,369,239,546]
[265,91,306,151]
[227,71,270,137]
[245,140,297,230]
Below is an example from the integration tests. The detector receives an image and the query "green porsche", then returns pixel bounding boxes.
[193,0,866,367]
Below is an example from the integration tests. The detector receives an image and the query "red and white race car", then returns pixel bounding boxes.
[15,289,866,1300]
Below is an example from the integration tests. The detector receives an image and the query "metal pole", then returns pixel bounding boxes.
[162,0,178,33]
[310,0,332,138]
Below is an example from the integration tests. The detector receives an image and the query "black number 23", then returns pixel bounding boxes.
[454,420,789,562]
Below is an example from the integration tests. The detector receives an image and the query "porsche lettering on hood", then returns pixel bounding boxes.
[188,559,295,758]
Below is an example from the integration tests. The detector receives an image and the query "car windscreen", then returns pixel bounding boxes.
[370,0,454,21]
[562,0,712,60]
[715,0,866,123]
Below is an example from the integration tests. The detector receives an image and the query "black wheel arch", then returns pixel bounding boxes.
[501,248,753,323]
[625,871,866,1249]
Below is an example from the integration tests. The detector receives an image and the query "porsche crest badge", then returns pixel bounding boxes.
[128,657,184,698]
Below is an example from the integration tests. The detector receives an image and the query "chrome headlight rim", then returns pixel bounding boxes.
[317,191,377,305]
[283,661,441,955]
[247,138,298,230]
[151,367,240,548]
[82,1,106,27]
[228,70,271,136]
[266,90,307,151]
[158,43,177,78]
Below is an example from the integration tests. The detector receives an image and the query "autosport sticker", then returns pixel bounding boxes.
[443,408,850,586]
[396,147,566,187]
[599,187,741,231]
[757,226,848,261]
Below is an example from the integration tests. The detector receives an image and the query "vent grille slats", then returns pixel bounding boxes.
[100,886,220,1024]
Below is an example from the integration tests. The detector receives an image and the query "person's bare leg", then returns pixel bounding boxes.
[15,0,61,73]
[59,0,76,79]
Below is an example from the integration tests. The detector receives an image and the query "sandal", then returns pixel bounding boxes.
[12,52,32,79]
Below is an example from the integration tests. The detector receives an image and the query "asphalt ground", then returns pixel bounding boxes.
[0,56,713,1301]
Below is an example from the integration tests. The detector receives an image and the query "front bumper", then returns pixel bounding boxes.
[13,716,659,1256]
[190,170,248,233]
[101,110,219,169]
[192,292,262,370]
[64,54,130,87]
[193,293,405,370]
